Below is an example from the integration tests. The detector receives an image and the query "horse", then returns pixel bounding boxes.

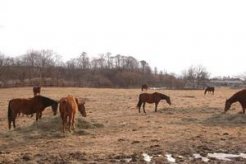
[8,95,58,130]
[59,95,86,133]
[33,86,41,96]
[204,87,215,95]
[137,92,171,113]
[141,84,148,91]
[224,89,246,114]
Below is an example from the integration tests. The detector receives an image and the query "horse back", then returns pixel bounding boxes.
[59,96,78,116]
[235,89,246,106]
[139,93,156,103]
[9,98,35,114]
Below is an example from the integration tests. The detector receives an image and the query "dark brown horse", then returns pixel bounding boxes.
[137,92,171,113]
[8,95,58,130]
[141,84,148,91]
[224,89,246,114]
[204,87,215,95]
[59,95,86,132]
[33,86,41,96]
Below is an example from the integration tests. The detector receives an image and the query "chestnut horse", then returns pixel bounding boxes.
[59,95,86,132]
[8,95,58,130]
[141,84,148,91]
[137,92,171,113]
[204,87,215,95]
[224,89,246,114]
[33,86,41,96]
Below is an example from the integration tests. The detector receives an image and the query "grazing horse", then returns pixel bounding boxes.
[33,86,41,96]
[204,87,215,95]
[141,84,148,91]
[59,95,86,133]
[224,89,246,114]
[8,95,58,130]
[137,92,171,113]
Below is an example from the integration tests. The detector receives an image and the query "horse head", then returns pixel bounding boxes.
[159,93,171,105]
[224,99,231,113]
[166,96,171,105]
[75,98,86,117]
[51,101,58,115]
[78,102,87,117]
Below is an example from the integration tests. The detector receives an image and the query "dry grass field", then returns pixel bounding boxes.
[1,87,246,163]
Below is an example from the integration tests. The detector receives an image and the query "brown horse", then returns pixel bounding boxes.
[141,84,148,91]
[8,95,58,130]
[204,87,215,95]
[59,95,86,132]
[33,86,41,96]
[224,89,246,114]
[137,92,171,113]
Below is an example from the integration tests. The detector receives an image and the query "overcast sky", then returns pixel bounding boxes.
[0,0,246,77]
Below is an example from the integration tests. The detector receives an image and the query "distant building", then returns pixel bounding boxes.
[184,78,245,89]
[184,80,208,89]
[209,78,244,88]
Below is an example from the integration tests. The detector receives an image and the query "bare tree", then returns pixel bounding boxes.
[195,65,210,87]
[105,52,113,69]
[78,52,90,69]
[113,54,122,68]
[0,53,5,76]
[124,56,139,70]
[182,65,210,88]
[140,60,147,72]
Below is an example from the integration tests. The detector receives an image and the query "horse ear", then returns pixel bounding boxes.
[75,97,80,105]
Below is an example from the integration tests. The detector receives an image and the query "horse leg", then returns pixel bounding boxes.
[62,116,66,133]
[39,112,42,119]
[13,117,16,129]
[138,102,142,113]
[71,114,75,130]
[36,112,40,121]
[68,115,72,132]
[13,113,17,129]
[143,102,146,113]
[8,119,11,130]
[155,103,158,112]
[8,116,13,130]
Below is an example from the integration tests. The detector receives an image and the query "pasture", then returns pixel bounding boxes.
[1,87,246,163]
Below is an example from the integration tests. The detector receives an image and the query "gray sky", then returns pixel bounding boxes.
[0,0,246,77]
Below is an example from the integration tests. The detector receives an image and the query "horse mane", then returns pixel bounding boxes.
[155,92,169,99]
[227,89,246,104]
[35,95,57,107]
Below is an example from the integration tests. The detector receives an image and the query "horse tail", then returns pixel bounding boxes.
[137,95,142,109]
[204,89,207,95]
[8,100,12,130]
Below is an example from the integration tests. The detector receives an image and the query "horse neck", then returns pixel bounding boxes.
[227,94,239,104]
[41,97,55,107]
[160,94,169,100]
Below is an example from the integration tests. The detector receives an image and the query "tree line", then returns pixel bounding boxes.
[0,49,210,89]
